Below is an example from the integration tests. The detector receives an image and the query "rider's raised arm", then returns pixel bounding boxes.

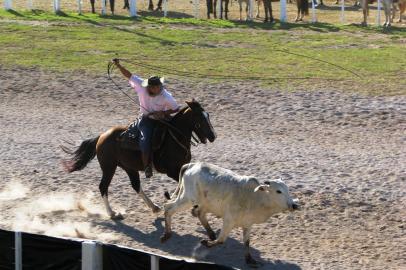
[114,61,132,80]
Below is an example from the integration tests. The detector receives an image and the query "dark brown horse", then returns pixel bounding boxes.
[62,100,216,220]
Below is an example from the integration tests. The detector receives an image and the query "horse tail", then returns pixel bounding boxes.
[61,136,100,173]
[164,163,194,200]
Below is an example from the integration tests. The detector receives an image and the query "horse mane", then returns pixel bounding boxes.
[171,105,191,121]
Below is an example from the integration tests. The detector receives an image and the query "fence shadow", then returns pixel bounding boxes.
[94,218,302,270]
[138,10,195,18]
[316,4,362,11]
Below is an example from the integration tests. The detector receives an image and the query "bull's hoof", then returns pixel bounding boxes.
[200,239,210,247]
[361,21,367,26]
[160,232,172,243]
[111,212,124,221]
[148,5,154,10]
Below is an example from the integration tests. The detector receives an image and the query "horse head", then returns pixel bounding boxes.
[185,99,216,144]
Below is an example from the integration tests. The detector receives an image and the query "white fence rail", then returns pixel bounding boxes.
[1,0,391,25]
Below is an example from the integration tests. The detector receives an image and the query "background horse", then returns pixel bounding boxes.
[206,0,231,19]
[90,0,116,14]
[62,100,216,220]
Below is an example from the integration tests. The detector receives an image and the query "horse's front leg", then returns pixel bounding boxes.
[126,170,161,213]
[148,0,154,10]
[156,0,163,11]
[90,0,96,13]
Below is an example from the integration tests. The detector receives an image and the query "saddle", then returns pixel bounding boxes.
[118,119,167,152]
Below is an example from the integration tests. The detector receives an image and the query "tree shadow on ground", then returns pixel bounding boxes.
[94,217,302,270]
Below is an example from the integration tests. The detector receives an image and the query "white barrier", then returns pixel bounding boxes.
[340,0,345,23]
[15,232,22,270]
[129,0,137,17]
[78,0,82,14]
[248,0,254,20]
[151,255,160,270]
[82,241,103,270]
[280,0,287,22]
[216,0,221,18]
[311,0,316,22]
[53,0,60,13]
[101,0,106,15]
[164,0,168,17]
[27,0,33,10]
[193,0,199,18]
[376,0,381,25]
[4,0,12,10]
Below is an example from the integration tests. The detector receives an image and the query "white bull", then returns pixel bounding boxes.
[160,162,299,266]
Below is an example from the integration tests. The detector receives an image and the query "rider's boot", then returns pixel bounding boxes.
[142,152,153,178]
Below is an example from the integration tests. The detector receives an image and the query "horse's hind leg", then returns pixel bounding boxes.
[99,165,123,220]
[109,0,115,15]
[126,170,161,213]
[90,0,96,13]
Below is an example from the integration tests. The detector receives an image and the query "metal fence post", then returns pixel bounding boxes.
[129,0,137,16]
[163,0,168,17]
[340,0,345,23]
[82,241,103,270]
[15,232,22,270]
[101,0,106,15]
[4,0,12,10]
[280,0,286,22]
[376,0,381,25]
[151,255,159,270]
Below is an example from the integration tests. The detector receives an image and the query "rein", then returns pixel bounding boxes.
[107,60,200,148]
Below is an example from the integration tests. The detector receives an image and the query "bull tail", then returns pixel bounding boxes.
[61,136,100,173]
[164,163,194,200]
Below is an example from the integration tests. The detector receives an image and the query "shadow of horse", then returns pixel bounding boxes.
[93,218,302,270]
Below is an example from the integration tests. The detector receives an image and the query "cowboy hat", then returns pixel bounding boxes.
[142,76,165,88]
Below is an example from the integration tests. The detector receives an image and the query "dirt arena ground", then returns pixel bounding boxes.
[0,66,405,269]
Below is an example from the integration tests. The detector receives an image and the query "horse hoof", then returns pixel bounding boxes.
[160,232,172,243]
[111,213,124,220]
[152,206,162,214]
[208,232,217,241]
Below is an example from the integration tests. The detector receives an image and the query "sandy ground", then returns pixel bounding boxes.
[0,66,405,270]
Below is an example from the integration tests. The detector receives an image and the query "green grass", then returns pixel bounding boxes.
[0,9,405,95]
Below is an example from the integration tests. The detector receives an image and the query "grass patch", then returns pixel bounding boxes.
[0,10,405,95]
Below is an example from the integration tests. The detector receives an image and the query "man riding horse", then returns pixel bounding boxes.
[113,59,180,179]
[62,58,216,219]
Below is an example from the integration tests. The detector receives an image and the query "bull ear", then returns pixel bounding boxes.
[254,185,268,192]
